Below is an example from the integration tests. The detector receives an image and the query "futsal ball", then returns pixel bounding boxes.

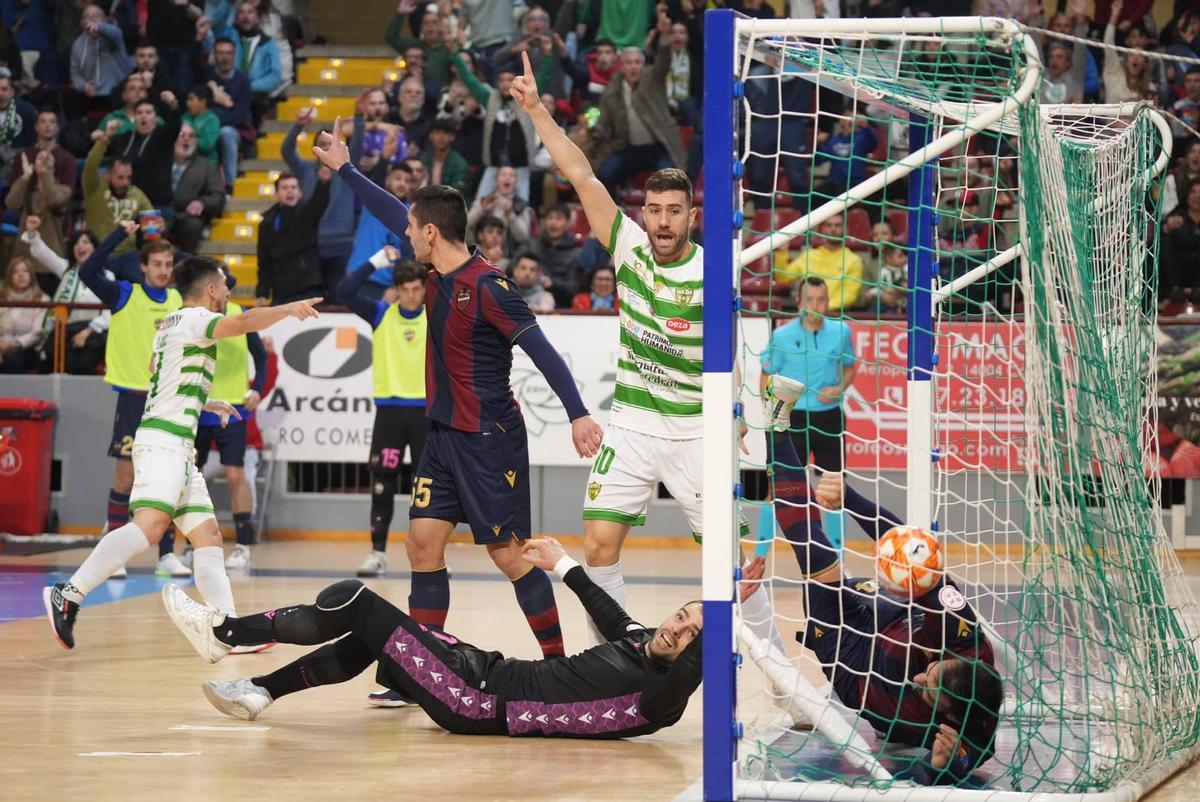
[875,526,944,596]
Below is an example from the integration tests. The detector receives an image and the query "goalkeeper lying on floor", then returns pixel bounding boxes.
[763,375,1004,785]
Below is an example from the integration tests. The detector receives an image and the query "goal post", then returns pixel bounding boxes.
[701,10,1200,802]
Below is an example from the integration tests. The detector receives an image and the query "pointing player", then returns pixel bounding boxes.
[765,376,1003,784]
[312,121,605,661]
[162,538,765,735]
[509,52,782,649]
[43,258,322,650]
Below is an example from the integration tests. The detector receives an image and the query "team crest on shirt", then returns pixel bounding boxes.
[404,329,415,341]
[456,287,472,309]
[587,482,602,500]
[674,287,694,305]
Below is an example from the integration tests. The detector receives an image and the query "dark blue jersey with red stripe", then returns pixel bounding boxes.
[426,251,538,432]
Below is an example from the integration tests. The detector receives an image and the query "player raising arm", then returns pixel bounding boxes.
[311,120,603,663]
[44,258,321,652]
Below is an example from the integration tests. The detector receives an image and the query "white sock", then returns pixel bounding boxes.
[192,546,236,615]
[583,561,626,647]
[68,522,151,596]
[740,584,786,657]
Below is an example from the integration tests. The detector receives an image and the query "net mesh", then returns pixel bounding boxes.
[726,18,1200,799]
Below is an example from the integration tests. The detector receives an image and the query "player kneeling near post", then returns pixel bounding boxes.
[162,538,763,737]
[765,375,1003,785]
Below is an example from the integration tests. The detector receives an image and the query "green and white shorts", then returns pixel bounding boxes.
[128,436,216,535]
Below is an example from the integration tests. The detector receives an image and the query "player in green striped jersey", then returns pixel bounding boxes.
[44,259,321,655]
[512,53,783,652]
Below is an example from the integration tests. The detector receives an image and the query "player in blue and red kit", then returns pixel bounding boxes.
[313,119,604,664]
[765,383,1002,785]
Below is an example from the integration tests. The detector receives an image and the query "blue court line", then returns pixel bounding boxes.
[0,564,700,623]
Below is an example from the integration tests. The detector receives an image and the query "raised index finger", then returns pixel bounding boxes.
[522,50,533,79]
[331,116,342,141]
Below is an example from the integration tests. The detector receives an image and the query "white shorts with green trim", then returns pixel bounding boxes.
[582,425,748,542]
[128,439,215,535]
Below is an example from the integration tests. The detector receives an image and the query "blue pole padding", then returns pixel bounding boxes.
[906,116,937,382]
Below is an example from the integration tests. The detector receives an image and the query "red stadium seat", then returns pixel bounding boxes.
[846,207,871,250]
[572,208,592,239]
[886,209,908,242]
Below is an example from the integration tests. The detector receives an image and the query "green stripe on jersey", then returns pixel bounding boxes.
[177,384,208,401]
[140,417,195,439]
[606,213,622,253]
[183,407,200,419]
[181,364,215,382]
[618,328,701,377]
[204,317,220,339]
[184,345,217,359]
[614,383,703,416]
[617,268,703,322]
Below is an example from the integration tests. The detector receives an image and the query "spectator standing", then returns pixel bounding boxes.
[777,213,864,312]
[146,0,203,94]
[814,118,880,218]
[183,83,221,164]
[593,35,687,192]
[21,218,110,375]
[6,148,70,291]
[451,48,538,202]
[1162,182,1200,304]
[0,72,35,173]
[348,162,415,301]
[169,125,226,253]
[466,165,535,250]
[83,122,154,256]
[1171,67,1200,142]
[571,264,617,311]
[420,118,472,197]
[336,253,428,578]
[1040,39,1087,104]
[212,0,293,97]
[582,38,618,101]
[527,203,582,307]
[256,170,332,306]
[509,251,556,312]
[2,0,53,87]
[594,0,654,50]
[1103,0,1156,103]
[282,107,362,295]
[216,1,282,128]
[201,36,253,193]
[131,42,175,100]
[1165,140,1200,218]
[760,275,857,493]
[386,4,453,85]
[387,78,434,154]
[459,0,517,81]
[0,255,47,373]
[70,4,134,100]
[493,5,574,101]
[98,74,154,138]
[357,87,406,176]
[7,108,75,193]
[110,93,184,209]
[647,18,699,127]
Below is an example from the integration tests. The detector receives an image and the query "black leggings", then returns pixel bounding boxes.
[222,581,508,735]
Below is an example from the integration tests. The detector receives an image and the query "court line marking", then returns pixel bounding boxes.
[78,751,202,758]
[170,724,270,732]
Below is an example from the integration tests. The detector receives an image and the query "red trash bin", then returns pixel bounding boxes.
[0,398,57,536]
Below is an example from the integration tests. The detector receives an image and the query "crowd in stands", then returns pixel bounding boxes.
[0,0,1199,376]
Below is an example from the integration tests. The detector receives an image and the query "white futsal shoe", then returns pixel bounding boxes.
[156,552,193,577]
[764,375,805,432]
[203,678,274,721]
[356,550,388,577]
[162,584,232,663]
[225,544,251,571]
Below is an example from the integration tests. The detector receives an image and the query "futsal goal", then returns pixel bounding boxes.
[700,12,1200,802]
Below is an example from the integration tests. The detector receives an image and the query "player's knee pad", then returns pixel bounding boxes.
[317,579,371,611]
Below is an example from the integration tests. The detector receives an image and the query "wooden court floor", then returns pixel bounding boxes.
[4,541,1200,802]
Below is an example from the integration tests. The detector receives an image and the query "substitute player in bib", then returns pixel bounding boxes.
[312,121,604,660]
[79,220,191,577]
[510,53,780,648]
[765,376,1002,784]
[336,250,429,578]
[43,259,322,650]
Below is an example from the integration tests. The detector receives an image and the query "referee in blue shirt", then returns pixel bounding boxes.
[760,276,857,476]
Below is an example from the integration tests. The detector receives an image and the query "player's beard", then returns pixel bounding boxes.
[650,227,688,263]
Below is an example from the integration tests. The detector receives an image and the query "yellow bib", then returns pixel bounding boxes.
[104,284,182,390]
[373,305,426,400]
[210,301,250,404]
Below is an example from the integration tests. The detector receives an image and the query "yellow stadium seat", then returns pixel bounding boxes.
[232,171,281,200]
[296,59,405,86]
[209,218,261,242]
[276,95,357,121]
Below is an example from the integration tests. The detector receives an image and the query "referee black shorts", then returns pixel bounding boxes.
[787,406,845,474]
